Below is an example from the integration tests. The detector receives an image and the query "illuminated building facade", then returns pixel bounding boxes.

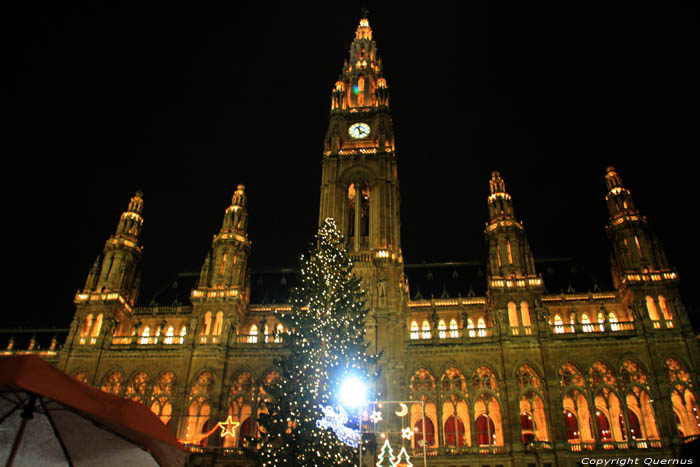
[7,16,700,467]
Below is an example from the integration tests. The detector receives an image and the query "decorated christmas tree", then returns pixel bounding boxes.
[255,218,377,466]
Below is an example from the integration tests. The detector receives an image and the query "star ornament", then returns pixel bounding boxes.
[218,415,240,438]
[401,426,413,440]
[370,410,383,424]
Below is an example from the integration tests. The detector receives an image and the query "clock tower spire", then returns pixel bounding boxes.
[318,16,405,387]
[320,16,399,254]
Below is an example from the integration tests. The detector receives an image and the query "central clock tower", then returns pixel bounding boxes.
[319,16,405,398]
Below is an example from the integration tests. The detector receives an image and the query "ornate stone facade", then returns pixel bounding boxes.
[11,16,699,467]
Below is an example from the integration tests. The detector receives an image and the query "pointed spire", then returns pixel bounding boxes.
[604,167,674,284]
[605,166,638,222]
[485,171,539,284]
[219,184,249,240]
[194,184,252,296]
[115,190,144,240]
[330,15,388,110]
[80,191,144,297]
[487,171,515,221]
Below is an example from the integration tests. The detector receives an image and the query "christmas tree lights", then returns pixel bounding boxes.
[255,218,378,466]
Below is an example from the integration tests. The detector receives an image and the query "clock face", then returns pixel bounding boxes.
[348,122,370,139]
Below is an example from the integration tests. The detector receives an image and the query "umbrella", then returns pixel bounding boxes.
[0,355,186,467]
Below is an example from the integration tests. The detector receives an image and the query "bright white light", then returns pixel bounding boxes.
[339,377,366,408]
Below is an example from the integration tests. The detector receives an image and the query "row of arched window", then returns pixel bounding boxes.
[75,369,177,426]
[406,358,699,450]
[409,317,488,340]
[79,313,103,344]
[645,295,674,328]
[80,356,699,450]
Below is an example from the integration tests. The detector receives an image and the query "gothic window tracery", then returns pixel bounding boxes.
[471,366,499,394]
[184,371,214,445]
[474,393,503,446]
[516,365,548,443]
[151,371,176,426]
[410,368,436,395]
[72,370,88,384]
[126,371,150,403]
[100,370,124,396]
[665,358,700,437]
[225,371,256,447]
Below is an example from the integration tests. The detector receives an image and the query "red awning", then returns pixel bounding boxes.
[0,355,186,467]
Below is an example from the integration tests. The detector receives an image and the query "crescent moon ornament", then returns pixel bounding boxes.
[395,402,408,417]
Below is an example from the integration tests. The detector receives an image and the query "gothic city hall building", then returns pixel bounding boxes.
[5,17,699,467]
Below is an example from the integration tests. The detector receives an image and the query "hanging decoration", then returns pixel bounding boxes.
[375,439,413,467]
[316,405,361,448]
[217,415,240,438]
[401,426,413,440]
[395,402,408,417]
[375,439,395,467]
[370,409,383,424]
[394,446,413,467]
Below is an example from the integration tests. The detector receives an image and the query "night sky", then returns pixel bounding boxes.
[5,2,699,328]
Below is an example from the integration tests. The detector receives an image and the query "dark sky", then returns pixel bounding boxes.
[4,2,699,328]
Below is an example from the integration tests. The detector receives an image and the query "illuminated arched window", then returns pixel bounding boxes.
[621,360,660,441]
[264,323,270,343]
[517,365,548,443]
[553,314,564,334]
[646,296,660,322]
[665,358,700,437]
[597,312,605,332]
[184,371,214,445]
[521,302,531,328]
[521,410,535,443]
[476,414,496,445]
[467,318,475,337]
[200,312,212,343]
[140,326,151,345]
[220,252,228,275]
[564,410,579,441]
[248,324,258,344]
[410,320,419,340]
[421,320,431,339]
[213,311,224,336]
[357,75,365,106]
[444,415,466,446]
[438,320,447,339]
[608,312,618,331]
[164,326,175,344]
[414,417,435,447]
[80,314,93,344]
[91,314,103,342]
[449,319,459,338]
[658,295,673,327]
[477,317,486,337]
[581,313,592,332]
[274,323,285,343]
[508,302,519,328]
[225,372,255,447]
[563,389,594,443]
[179,326,187,344]
[151,397,173,427]
[152,371,176,426]
[507,240,513,264]
[595,407,612,441]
